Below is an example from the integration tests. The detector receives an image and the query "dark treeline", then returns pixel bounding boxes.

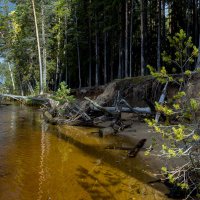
[0,0,200,94]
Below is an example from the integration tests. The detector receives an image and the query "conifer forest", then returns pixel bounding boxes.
[0,0,200,94]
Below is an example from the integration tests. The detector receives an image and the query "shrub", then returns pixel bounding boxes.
[53,82,75,104]
[146,30,200,199]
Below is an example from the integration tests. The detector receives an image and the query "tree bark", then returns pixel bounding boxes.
[95,13,99,86]
[125,0,129,77]
[75,8,81,88]
[8,63,15,91]
[157,0,161,71]
[141,0,145,76]
[162,0,165,46]
[129,0,134,77]
[54,17,61,91]
[64,15,68,85]
[88,0,92,87]
[41,0,47,90]
[31,0,43,94]
[118,3,122,79]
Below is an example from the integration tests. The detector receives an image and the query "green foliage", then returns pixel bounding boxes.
[147,65,173,83]
[146,30,200,198]
[162,29,198,72]
[53,81,75,104]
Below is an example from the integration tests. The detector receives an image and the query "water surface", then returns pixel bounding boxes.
[0,105,169,200]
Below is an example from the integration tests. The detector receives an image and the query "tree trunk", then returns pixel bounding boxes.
[75,8,81,88]
[104,31,107,84]
[162,0,165,46]
[141,0,145,76]
[88,0,92,87]
[54,17,61,91]
[8,63,15,91]
[118,3,122,79]
[95,32,99,86]
[64,15,68,85]
[157,0,161,71]
[129,0,134,77]
[31,0,43,94]
[41,0,47,90]
[95,13,99,86]
[140,0,148,75]
[125,0,129,77]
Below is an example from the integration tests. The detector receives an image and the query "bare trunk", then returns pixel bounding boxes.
[31,0,43,94]
[162,0,165,44]
[8,63,15,91]
[64,16,68,84]
[118,34,122,79]
[95,12,99,86]
[157,0,161,71]
[95,31,99,86]
[129,0,134,77]
[141,0,145,76]
[54,17,61,91]
[104,31,107,84]
[41,1,47,90]
[75,8,81,88]
[88,3,92,87]
[125,0,128,77]
[118,3,122,79]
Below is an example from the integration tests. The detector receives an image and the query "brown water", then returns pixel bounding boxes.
[0,105,169,200]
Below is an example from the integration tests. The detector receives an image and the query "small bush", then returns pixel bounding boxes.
[53,82,75,104]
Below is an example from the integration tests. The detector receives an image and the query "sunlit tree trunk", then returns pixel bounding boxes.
[41,0,47,90]
[31,0,43,94]
[8,63,15,91]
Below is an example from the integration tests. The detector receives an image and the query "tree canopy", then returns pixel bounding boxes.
[0,0,200,94]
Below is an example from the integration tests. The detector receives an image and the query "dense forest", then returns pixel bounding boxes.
[0,0,200,95]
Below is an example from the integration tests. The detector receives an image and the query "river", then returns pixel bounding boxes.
[0,104,169,200]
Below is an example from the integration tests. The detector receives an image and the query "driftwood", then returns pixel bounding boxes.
[85,96,152,114]
[84,97,114,115]
[0,94,49,104]
[105,139,147,158]
[155,81,169,123]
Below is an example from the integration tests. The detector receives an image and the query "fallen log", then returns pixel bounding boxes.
[84,97,114,115]
[85,97,151,114]
[128,139,147,157]
[0,94,49,104]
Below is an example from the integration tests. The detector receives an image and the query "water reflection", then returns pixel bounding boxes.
[0,105,169,200]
